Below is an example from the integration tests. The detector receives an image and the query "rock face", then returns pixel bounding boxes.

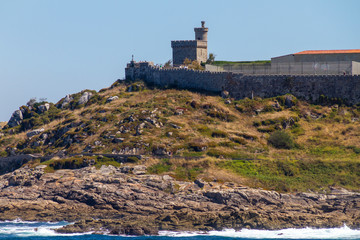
[60,95,73,109]
[8,110,23,127]
[26,128,45,138]
[38,103,50,113]
[0,165,359,235]
[78,92,93,105]
[106,96,119,103]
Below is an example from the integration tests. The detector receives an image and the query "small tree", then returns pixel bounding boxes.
[206,53,216,64]
[268,130,295,149]
[183,58,192,66]
[189,60,204,70]
[164,60,172,68]
[26,98,37,107]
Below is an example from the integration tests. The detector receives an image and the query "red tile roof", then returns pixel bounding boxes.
[294,49,360,55]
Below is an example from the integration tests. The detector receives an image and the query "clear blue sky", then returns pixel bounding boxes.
[1,0,359,122]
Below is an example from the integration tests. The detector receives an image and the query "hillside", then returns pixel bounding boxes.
[1,79,359,192]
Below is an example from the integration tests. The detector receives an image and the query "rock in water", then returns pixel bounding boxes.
[8,110,23,127]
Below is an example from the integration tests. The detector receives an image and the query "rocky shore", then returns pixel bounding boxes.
[0,165,359,235]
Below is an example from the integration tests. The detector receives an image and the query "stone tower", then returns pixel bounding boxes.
[171,21,208,66]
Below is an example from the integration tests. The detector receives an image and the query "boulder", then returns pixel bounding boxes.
[132,165,147,175]
[61,95,73,109]
[26,128,45,138]
[106,96,119,103]
[135,123,146,135]
[174,109,184,115]
[153,147,169,156]
[112,138,124,143]
[38,103,50,113]
[8,110,23,127]
[285,95,296,108]
[170,123,181,129]
[221,90,230,99]
[78,92,93,105]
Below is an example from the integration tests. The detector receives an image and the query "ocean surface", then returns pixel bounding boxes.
[0,220,359,240]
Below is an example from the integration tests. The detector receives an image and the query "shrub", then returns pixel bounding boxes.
[188,140,208,152]
[148,158,171,174]
[211,129,228,138]
[206,110,235,122]
[230,137,247,145]
[268,131,295,149]
[127,156,140,163]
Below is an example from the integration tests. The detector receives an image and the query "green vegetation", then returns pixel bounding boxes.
[219,159,360,192]
[147,159,172,174]
[268,131,295,149]
[1,79,360,193]
[41,156,122,173]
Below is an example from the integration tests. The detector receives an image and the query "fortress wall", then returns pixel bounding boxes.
[206,61,357,75]
[126,63,360,104]
[228,74,360,104]
[148,67,228,92]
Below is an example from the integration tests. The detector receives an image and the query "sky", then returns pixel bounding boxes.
[0,0,359,122]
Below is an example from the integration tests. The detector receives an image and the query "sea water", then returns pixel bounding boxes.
[0,220,359,240]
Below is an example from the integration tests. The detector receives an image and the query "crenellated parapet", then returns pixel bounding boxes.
[171,21,208,66]
[171,40,207,48]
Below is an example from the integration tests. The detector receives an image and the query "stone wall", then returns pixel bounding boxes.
[125,62,360,104]
[171,40,207,66]
[206,61,359,75]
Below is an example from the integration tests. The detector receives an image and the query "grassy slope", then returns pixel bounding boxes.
[0,80,359,192]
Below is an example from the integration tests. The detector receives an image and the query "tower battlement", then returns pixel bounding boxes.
[171,21,208,66]
[171,40,207,48]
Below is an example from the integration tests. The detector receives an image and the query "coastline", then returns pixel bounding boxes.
[1,220,360,239]
[0,165,359,236]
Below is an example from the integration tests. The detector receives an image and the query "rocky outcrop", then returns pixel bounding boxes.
[78,92,93,105]
[7,110,23,127]
[60,95,73,109]
[106,96,119,103]
[26,128,45,138]
[38,103,50,113]
[0,165,358,235]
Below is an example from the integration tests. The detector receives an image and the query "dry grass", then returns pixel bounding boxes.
[1,80,360,191]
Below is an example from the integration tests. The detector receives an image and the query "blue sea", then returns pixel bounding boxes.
[0,220,359,240]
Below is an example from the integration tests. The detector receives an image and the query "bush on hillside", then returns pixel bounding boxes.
[268,130,295,149]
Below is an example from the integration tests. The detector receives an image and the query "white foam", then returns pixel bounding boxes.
[158,225,360,239]
[0,220,88,237]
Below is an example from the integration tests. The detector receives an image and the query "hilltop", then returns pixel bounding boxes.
[0,79,359,192]
[1,79,360,234]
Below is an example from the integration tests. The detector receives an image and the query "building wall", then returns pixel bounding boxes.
[352,61,360,75]
[207,61,358,75]
[171,40,208,66]
[196,46,207,63]
[125,62,360,105]
[272,53,360,63]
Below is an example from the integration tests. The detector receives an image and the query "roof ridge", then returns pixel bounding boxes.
[295,49,360,55]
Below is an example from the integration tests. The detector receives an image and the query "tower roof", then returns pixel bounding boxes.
[294,49,360,55]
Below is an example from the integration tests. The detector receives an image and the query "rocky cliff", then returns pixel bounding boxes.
[0,165,358,235]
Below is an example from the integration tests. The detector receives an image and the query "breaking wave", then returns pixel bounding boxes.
[0,220,359,239]
[159,225,360,239]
